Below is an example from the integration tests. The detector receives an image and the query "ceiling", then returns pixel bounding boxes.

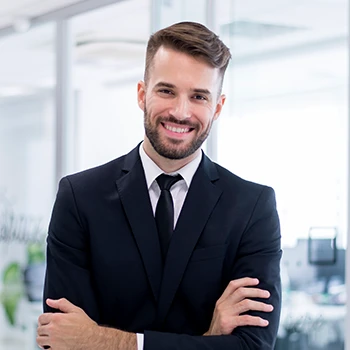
[0,0,347,99]
[0,0,84,29]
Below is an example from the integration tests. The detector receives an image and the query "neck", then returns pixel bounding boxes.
[142,137,200,173]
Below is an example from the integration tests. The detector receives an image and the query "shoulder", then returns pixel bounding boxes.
[210,161,276,204]
[60,145,140,190]
[214,161,272,190]
[64,156,123,188]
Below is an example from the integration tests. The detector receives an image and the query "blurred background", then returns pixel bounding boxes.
[0,0,348,349]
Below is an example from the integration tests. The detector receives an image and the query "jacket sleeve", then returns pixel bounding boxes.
[43,177,100,322]
[144,186,282,350]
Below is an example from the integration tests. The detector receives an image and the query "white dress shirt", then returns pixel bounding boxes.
[136,143,202,350]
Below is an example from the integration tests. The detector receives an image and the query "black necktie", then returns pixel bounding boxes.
[155,174,182,260]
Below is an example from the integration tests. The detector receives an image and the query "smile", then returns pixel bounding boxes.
[163,123,191,133]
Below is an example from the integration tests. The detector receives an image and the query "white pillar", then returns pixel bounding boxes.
[346,3,350,345]
[55,19,74,184]
[205,0,218,161]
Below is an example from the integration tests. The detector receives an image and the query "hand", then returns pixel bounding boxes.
[205,277,273,336]
[37,298,98,350]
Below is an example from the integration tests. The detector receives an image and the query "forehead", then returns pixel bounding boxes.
[148,47,220,90]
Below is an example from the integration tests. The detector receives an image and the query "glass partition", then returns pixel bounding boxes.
[71,0,151,172]
[0,23,56,349]
[216,1,348,349]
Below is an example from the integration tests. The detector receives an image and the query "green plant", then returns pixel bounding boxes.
[27,242,45,264]
[0,262,23,326]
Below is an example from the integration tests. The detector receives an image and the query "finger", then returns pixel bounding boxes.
[218,278,259,303]
[228,286,271,305]
[235,299,274,315]
[235,314,269,328]
[215,289,272,318]
[37,325,49,337]
[36,334,50,348]
[38,313,53,326]
[215,314,270,335]
[46,298,79,313]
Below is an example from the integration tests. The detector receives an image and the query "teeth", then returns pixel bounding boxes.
[164,124,190,133]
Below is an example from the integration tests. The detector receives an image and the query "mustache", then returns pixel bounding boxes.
[157,115,197,129]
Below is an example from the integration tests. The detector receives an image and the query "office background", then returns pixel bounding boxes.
[0,0,348,349]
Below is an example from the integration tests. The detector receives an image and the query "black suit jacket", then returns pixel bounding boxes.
[44,145,282,349]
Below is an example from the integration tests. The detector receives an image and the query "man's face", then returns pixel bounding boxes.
[137,46,225,160]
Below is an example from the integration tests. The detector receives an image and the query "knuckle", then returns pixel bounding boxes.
[236,287,246,298]
[46,324,54,334]
[228,280,237,289]
[219,318,231,331]
[241,315,251,324]
[51,313,61,324]
[36,336,43,347]
[216,303,224,313]
[241,299,252,309]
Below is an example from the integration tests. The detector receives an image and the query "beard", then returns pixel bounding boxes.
[144,105,213,160]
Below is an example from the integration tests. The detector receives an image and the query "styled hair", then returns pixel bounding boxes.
[144,21,231,89]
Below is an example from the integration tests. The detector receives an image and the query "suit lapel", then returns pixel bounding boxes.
[156,154,222,324]
[115,146,162,302]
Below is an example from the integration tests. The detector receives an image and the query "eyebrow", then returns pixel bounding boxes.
[154,82,175,89]
[154,81,212,97]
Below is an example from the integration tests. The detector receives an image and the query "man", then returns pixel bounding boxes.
[37,21,281,350]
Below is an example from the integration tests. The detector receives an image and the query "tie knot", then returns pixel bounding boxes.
[156,174,182,191]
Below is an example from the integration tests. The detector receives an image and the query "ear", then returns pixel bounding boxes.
[213,94,226,121]
[137,81,146,111]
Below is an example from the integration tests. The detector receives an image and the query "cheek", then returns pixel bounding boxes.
[147,98,172,118]
[196,109,215,128]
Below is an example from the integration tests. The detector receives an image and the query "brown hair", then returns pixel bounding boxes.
[144,21,231,89]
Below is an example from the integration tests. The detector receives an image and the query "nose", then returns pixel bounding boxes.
[170,96,191,120]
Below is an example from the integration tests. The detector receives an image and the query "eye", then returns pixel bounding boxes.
[193,95,207,101]
[159,89,173,95]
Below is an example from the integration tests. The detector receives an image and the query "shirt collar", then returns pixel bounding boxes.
[139,142,202,190]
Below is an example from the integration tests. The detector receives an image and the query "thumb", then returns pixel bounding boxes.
[46,298,79,313]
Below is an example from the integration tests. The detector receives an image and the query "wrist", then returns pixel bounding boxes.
[96,326,137,350]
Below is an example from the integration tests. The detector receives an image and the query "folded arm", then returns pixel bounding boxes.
[40,182,281,350]
[144,186,282,349]
[43,177,100,321]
